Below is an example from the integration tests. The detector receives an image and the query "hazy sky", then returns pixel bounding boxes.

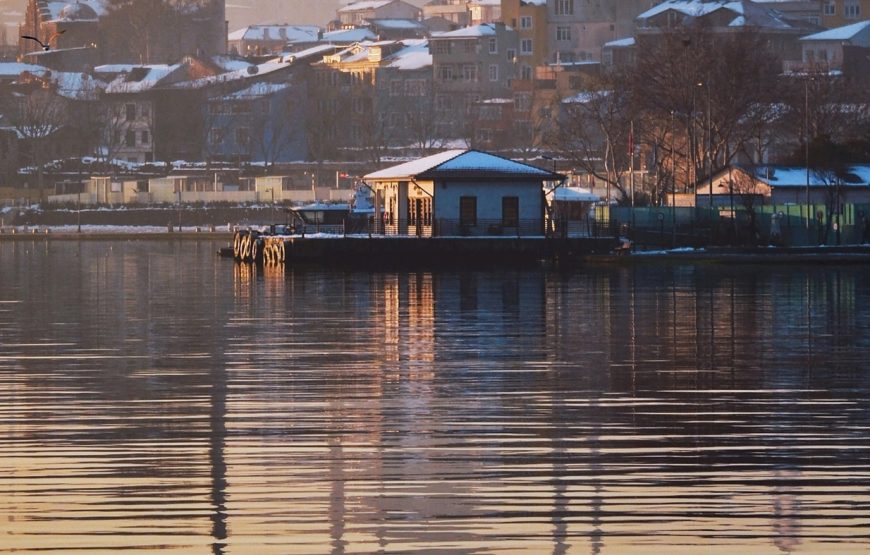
[227,0,426,29]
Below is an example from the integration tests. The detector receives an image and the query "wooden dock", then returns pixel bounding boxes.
[231,232,619,267]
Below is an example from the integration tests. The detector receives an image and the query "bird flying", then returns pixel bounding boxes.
[21,30,65,51]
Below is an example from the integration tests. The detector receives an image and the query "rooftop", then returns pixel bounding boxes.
[365,149,561,180]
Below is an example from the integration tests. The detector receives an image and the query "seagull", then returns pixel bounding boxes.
[21,30,65,51]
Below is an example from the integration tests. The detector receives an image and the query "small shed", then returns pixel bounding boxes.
[364,149,561,237]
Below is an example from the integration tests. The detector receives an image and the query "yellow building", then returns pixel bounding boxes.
[821,0,869,27]
[500,0,548,78]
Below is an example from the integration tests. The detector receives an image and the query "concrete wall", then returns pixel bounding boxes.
[433,180,542,223]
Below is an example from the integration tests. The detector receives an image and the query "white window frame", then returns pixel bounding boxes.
[520,15,532,29]
[555,0,574,16]
[488,64,499,82]
[520,39,533,55]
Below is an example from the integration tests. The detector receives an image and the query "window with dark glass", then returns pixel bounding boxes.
[502,197,519,227]
[460,196,477,227]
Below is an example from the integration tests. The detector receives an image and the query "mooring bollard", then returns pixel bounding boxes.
[196,227,201,233]
[167,222,173,233]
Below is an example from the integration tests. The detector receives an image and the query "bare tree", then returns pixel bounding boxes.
[631,26,782,194]
[9,88,68,191]
[248,86,302,168]
[546,75,633,203]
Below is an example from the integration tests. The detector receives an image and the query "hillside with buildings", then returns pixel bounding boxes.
[0,0,865,219]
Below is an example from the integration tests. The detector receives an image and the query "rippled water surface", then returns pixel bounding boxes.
[1,239,869,554]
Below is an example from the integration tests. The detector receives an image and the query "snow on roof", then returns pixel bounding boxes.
[368,18,424,29]
[228,24,321,43]
[338,0,394,13]
[105,65,178,94]
[470,0,501,5]
[365,149,559,180]
[800,20,870,43]
[432,23,499,39]
[387,40,432,70]
[637,0,794,29]
[321,27,378,43]
[748,165,870,187]
[552,187,599,202]
[603,37,635,48]
[563,90,611,104]
[50,71,105,100]
[638,1,743,20]
[210,57,253,72]
[0,62,46,77]
[221,82,290,100]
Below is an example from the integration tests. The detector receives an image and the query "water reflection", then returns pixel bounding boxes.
[0,241,868,553]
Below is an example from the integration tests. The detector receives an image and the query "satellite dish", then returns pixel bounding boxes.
[246,65,259,75]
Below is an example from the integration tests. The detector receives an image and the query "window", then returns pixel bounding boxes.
[125,131,135,147]
[140,104,150,118]
[823,1,836,15]
[520,15,532,29]
[210,128,225,145]
[235,128,249,147]
[521,64,533,80]
[390,80,402,96]
[436,95,452,111]
[460,196,477,227]
[405,79,425,96]
[140,130,149,145]
[438,65,454,81]
[555,0,574,16]
[520,39,533,55]
[556,26,571,41]
[514,93,531,111]
[488,64,499,82]
[502,197,519,227]
[462,64,478,81]
[480,105,500,120]
[844,1,860,18]
[506,48,516,61]
[489,37,497,54]
[433,41,450,54]
[125,103,136,122]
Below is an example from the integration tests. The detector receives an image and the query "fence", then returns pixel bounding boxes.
[601,204,870,247]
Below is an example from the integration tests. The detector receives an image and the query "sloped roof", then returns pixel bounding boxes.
[365,150,561,180]
[637,0,794,30]
[743,164,870,187]
[321,27,378,43]
[432,23,500,39]
[800,20,870,43]
[368,18,425,29]
[386,39,432,70]
[228,25,321,43]
[339,0,394,12]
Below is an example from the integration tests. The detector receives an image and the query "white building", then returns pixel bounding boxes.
[364,149,561,236]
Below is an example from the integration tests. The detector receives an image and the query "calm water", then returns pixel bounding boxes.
[0,240,869,554]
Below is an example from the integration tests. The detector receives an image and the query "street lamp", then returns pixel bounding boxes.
[804,76,812,230]
[671,110,677,247]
